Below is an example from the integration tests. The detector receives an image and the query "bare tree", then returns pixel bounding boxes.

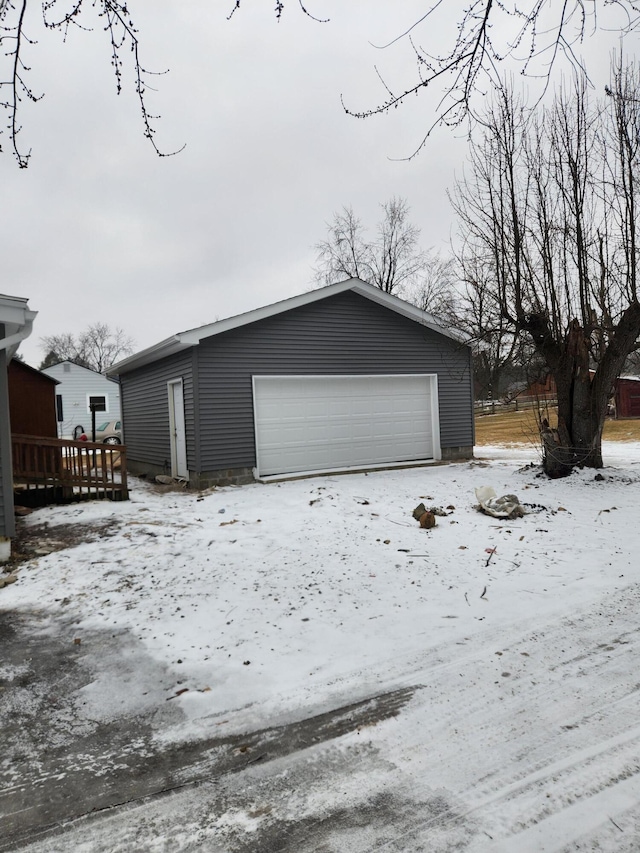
[39,323,134,373]
[314,197,447,299]
[405,251,456,316]
[441,255,532,401]
[451,64,640,475]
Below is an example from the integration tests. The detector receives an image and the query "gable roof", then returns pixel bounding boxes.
[10,358,59,385]
[42,360,119,384]
[108,278,466,376]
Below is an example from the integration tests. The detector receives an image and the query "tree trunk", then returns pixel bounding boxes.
[543,321,613,476]
[544,388,605,476]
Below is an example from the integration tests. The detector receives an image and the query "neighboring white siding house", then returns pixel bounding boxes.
[42,361,121,438]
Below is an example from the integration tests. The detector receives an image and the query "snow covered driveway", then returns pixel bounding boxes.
[3,443,640,850]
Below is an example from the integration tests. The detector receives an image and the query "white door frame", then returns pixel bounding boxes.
[167,378,188,480]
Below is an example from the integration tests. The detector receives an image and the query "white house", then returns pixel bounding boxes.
[42,361,121,439]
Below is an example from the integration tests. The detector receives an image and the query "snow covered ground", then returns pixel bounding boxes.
[4,441,640,850]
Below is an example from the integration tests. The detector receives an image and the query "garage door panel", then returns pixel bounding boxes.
[254,375,438,476]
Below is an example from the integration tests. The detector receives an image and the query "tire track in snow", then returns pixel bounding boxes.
[361,581,640,850]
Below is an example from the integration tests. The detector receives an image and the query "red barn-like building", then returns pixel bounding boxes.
[615,376,640,419]
[8,359,59,437]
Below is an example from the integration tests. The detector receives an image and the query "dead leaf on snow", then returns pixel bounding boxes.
[167,688,190,700]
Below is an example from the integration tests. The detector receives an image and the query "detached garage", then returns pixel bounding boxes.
[108,279,474,487]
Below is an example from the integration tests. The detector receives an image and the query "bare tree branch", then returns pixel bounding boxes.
[6,1,640,165]
[1,0,184,166]
[233,1,640,158]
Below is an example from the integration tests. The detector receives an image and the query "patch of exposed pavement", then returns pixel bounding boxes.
[5,519,120,567]
[0,608,419,852]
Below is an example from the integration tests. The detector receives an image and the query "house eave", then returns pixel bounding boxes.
[106,336,189,376]
[0,294,37,360]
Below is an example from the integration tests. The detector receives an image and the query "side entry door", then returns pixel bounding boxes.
[168,378,188,480]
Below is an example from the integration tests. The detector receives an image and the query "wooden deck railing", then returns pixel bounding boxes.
[12,435,128,502]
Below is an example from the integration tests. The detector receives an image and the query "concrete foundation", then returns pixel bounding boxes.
[441,446,474,461]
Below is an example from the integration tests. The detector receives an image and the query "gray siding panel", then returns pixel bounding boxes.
[0,458,4,537]
[119,351,194,470]
[195,291,473,471]
[0,440,4,536]
[0,343,14,539]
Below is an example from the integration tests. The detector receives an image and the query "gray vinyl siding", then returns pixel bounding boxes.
[195,291,473,472]
[0,341,14,539]
[120,351,195,470]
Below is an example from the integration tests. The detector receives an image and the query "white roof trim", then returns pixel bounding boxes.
[0,293,37,360]
[42,360,122,381]
[108,278,466,375]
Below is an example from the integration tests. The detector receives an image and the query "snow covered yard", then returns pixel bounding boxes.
[4,442,640,851]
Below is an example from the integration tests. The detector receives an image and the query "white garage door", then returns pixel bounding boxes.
[253,374,440,477]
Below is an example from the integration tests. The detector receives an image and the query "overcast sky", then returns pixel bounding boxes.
[3,1,629,368]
